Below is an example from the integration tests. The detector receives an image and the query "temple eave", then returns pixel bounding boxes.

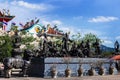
[0,16,15,22]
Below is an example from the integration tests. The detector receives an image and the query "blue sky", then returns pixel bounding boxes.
[0,0,120,47]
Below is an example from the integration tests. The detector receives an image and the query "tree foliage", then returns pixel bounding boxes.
[0,34,13,61]
[82,33,101,44]
[21,36,35,45]
[71,32,101,45]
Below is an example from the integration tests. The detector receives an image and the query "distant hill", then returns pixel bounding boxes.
[100,45,114,52]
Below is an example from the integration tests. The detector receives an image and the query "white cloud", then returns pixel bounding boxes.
[42,20,51,25]
[77,29,102,37]
[10,0,53,11]
[88,16,119,23]
[60,26,76,38]
[52,20,62,25]
[60,27,74,34]
[116,36,120,40]
[41,20,62,26]
[73,16,83,20]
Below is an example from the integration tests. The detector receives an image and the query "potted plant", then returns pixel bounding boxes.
[109,62,114,75]
[50,63,57,78]
[77,64,83,77]
[65,66,71,77]
[88,64,95,76]
[97,61,104,75]
[63,57,71,77]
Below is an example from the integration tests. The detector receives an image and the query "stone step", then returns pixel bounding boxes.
[11,72,21,75]
[11,68,22,72]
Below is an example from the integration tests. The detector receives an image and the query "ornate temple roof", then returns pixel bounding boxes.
[0,9,15,22]
[20,20,64,37]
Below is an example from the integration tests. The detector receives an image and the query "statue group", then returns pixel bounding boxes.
[37,33,101,58]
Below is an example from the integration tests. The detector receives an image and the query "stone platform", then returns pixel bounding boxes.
[0,75,120,80]
[28,57,115,77]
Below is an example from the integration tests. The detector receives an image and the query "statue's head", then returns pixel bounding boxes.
[115,40,119,43]
[65,33,68,37]
[14,30,18,35]
[31,20,34,22]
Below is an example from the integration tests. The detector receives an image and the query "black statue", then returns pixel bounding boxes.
[78,41,89,57]
[79,41,85,51]
[85,40,90,51]
[43,33,48,53]
[114,40,119,53]
[22,49,34,76]
[93,39,101,56]
[70,42,79,57]
[84,40,90,57]
[115,60,120,72]
[62,33,72,56]
[11,31,22,58]
[62,33,69,51]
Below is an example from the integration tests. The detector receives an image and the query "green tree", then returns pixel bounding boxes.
[82,33,101,44]
[0,34,13,61]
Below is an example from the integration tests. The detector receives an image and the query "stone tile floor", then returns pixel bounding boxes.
[0,75,120,80]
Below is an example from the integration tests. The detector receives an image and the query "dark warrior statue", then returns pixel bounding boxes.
[11,31,22,58]
[93,39,101,56]
[62,33,72,56]
[114,40,119,53]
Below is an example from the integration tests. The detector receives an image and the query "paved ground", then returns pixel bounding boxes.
[0,75,120,80]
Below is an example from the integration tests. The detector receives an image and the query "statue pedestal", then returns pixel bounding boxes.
[28,58,44,77]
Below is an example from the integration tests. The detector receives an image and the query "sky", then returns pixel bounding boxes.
[0,0,120,47]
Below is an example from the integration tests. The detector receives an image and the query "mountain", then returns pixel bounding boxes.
[100,45,114,52]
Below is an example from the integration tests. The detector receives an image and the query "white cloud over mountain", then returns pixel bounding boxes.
[100,36,113,47]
